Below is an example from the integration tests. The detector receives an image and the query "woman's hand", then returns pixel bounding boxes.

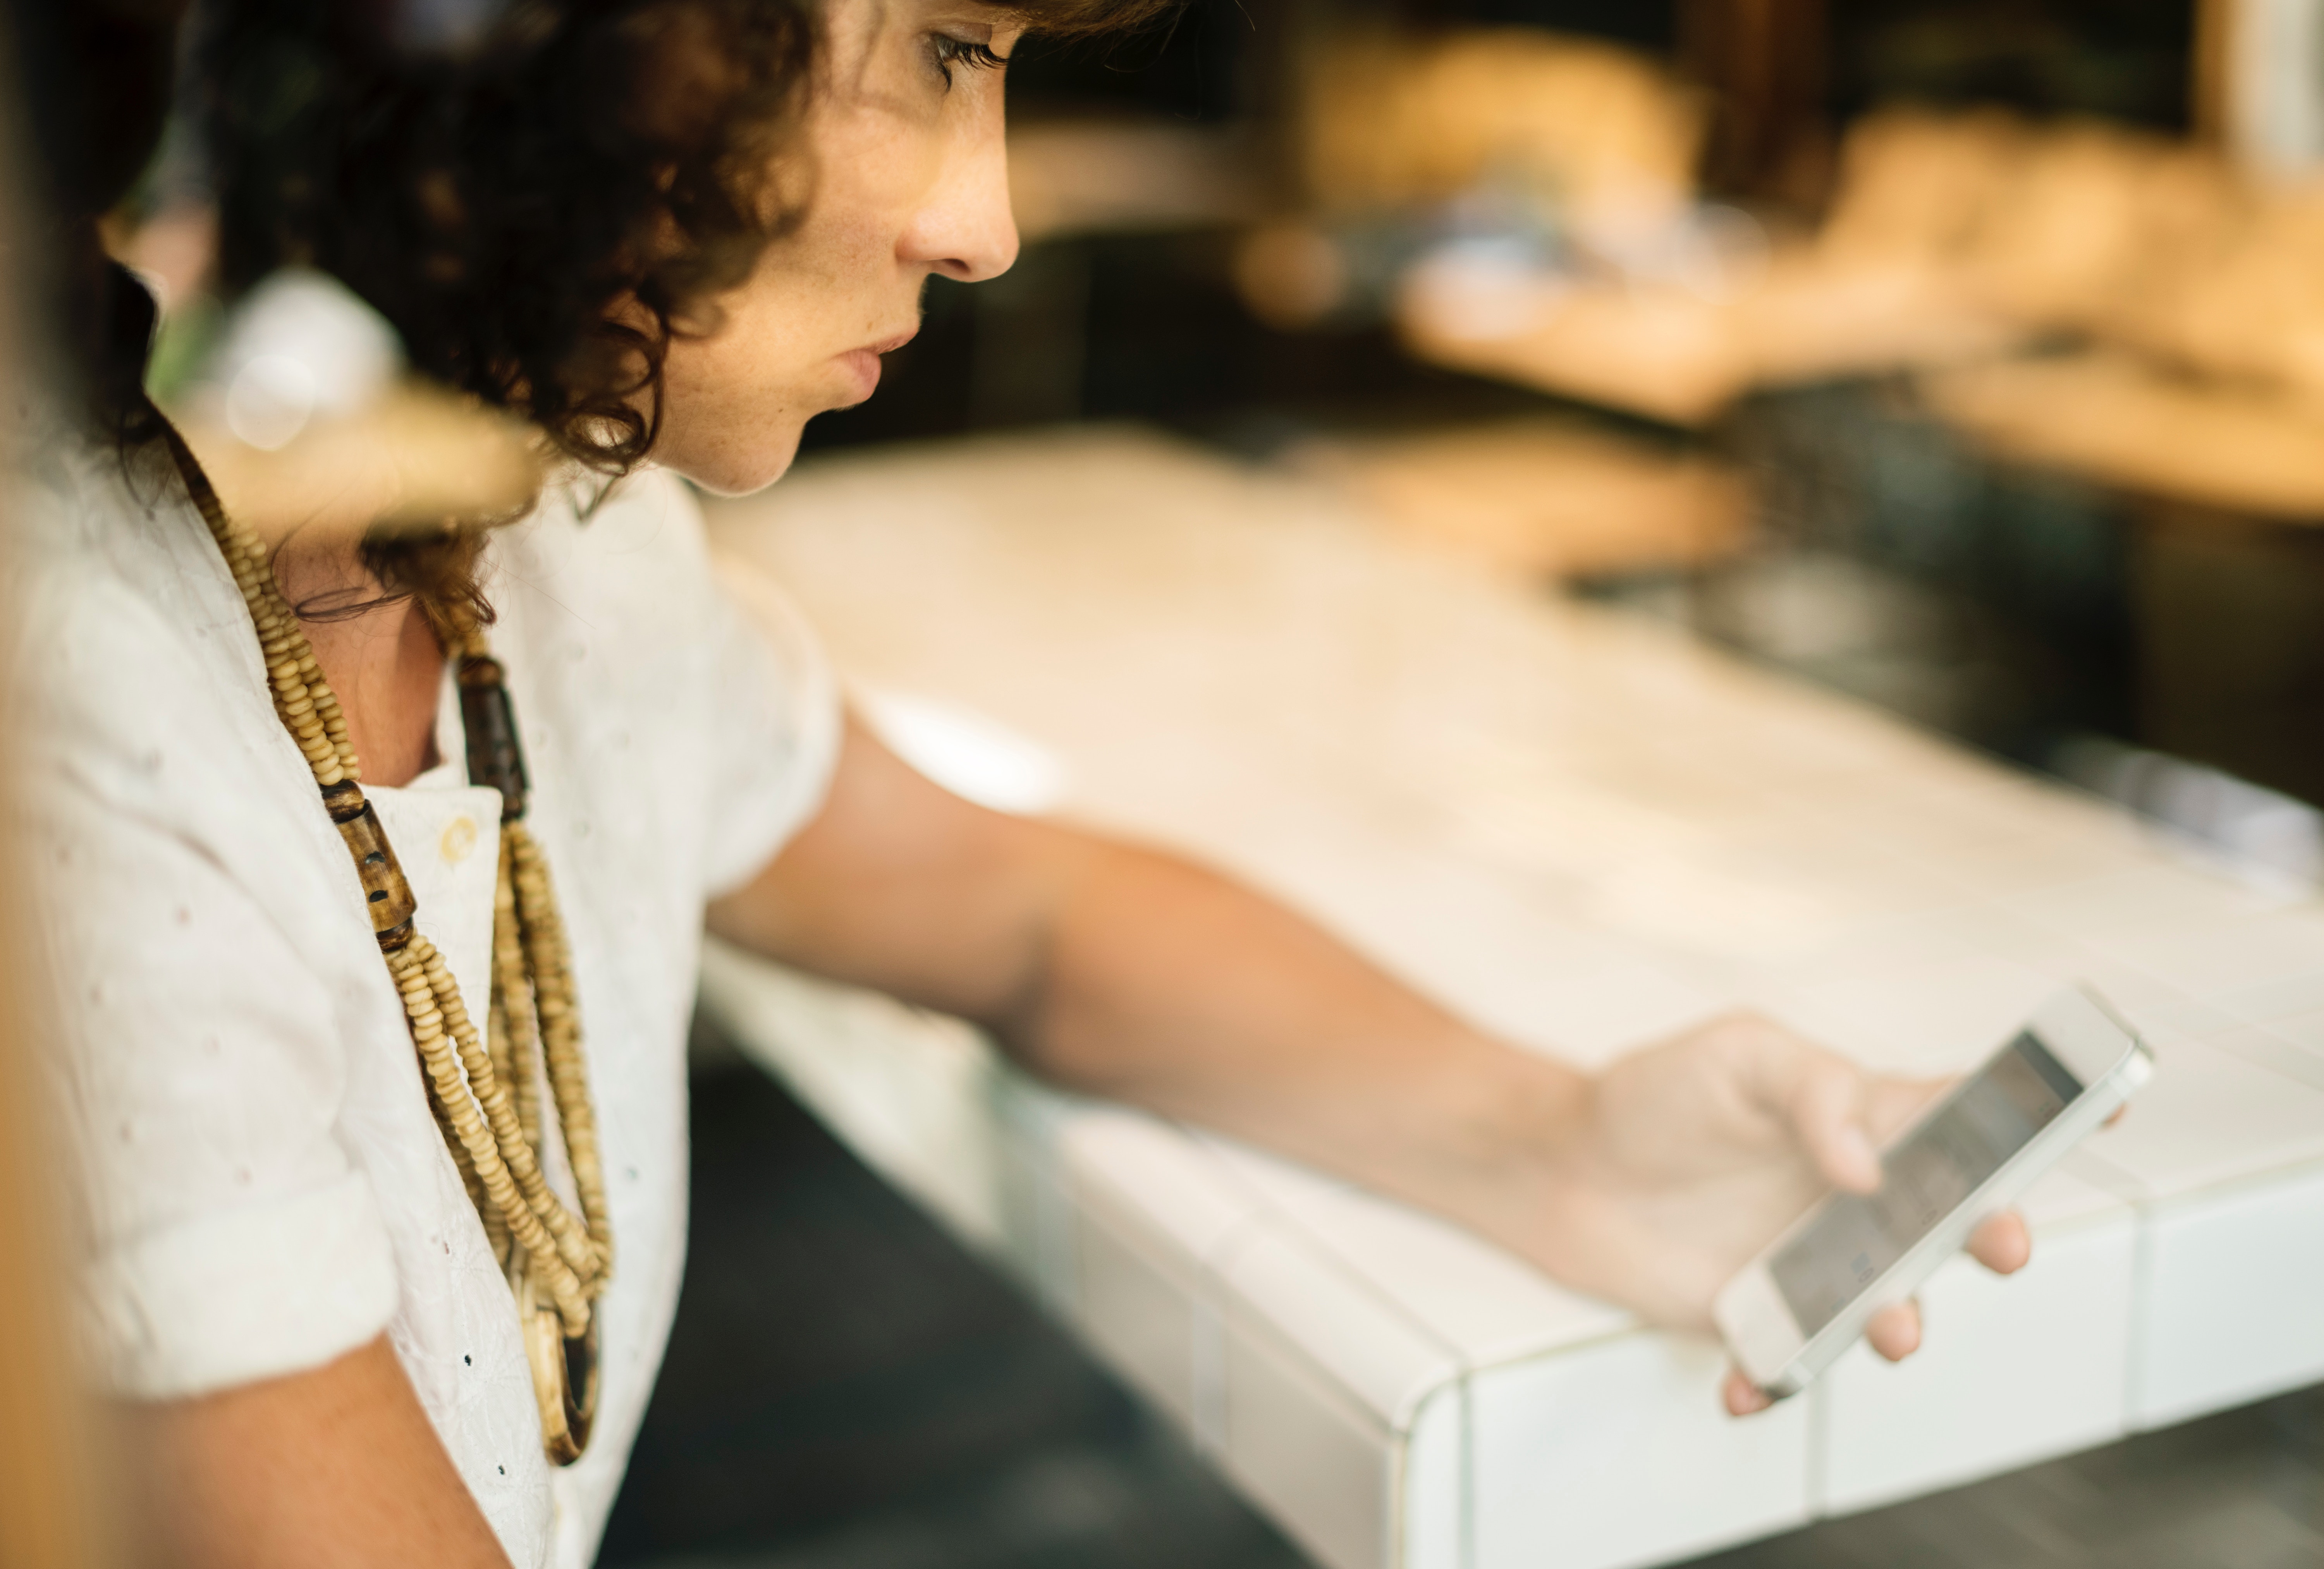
[1516,1012,2031,1415]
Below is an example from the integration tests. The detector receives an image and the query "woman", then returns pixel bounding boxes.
[17,2,2027,1566]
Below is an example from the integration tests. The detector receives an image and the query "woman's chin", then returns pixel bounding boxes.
[659,422,808,498]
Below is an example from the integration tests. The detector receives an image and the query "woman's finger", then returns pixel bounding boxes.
[1865,1300,1922,1361]
[1864,1075,1949,1143]
[1967,1210,2032,1275]
[1723,1367,1774,1417]
[1786,1055,1881,1193]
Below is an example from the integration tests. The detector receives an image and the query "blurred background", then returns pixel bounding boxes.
[617,3,2324,1566]
[93,1,2324,1566]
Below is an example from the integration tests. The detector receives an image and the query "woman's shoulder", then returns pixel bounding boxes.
[14,439,234,656]
[7,436,308,826]
[483,461,842,890]
[484,463,727,651]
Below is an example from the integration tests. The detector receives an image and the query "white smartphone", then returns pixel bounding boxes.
[1715,986,2152,1397]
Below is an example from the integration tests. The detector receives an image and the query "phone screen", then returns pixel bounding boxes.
[1771,1031,2083,1337]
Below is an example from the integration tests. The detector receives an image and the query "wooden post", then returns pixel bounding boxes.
[1680,0,1831,206]
[0,17,117,1569]
[2192,0,2238,147]
[2195,0,2324,174]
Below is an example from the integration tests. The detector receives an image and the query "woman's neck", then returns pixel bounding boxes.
[272,538,445,788]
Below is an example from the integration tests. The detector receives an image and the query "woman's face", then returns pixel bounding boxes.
[651,0,1023,494]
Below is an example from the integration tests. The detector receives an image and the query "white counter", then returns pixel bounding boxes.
[699,427,2324,1569]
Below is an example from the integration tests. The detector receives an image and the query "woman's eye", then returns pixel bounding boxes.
[929,33,1008,87]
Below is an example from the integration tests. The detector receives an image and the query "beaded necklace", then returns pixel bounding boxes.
[154,409,610,1465]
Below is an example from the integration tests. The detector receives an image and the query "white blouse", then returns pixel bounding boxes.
[12,435,841,1568]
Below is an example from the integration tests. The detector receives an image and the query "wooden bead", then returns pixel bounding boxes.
[321,784,419,943]
[458,658,529,822]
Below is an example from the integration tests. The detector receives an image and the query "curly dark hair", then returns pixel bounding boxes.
[198,0,1167,474]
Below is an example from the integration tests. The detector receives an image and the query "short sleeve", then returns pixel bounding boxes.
[22,578,399,1401]
[696,553,844,897]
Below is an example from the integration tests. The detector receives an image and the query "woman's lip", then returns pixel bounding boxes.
[835,327,916,403]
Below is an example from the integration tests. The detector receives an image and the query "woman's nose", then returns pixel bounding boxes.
[897,118,1019,283]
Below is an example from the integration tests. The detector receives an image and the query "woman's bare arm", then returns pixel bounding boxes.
[125,1336,508,1569]
[708,717,1558,1198]
[709,718,2030,1377]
